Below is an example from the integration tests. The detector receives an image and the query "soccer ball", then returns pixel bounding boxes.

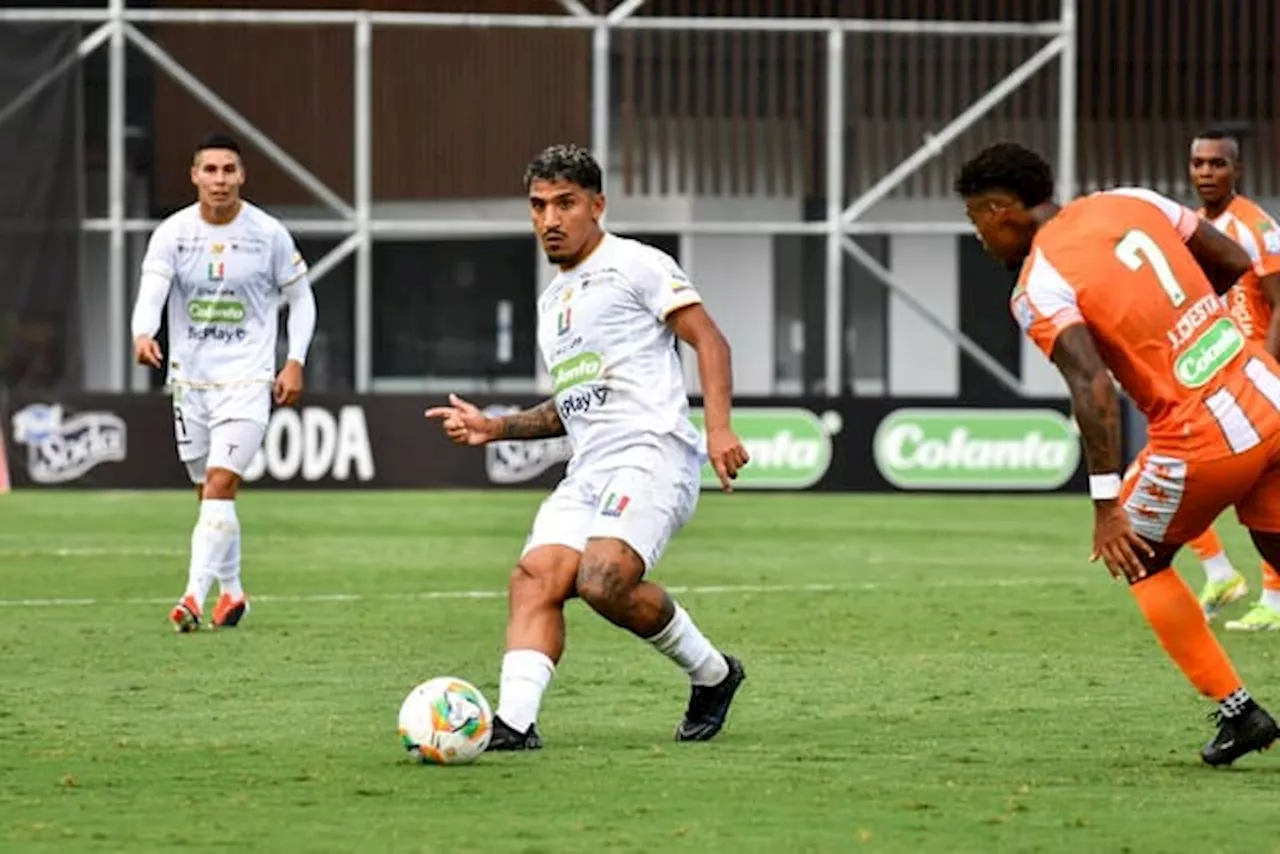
[397,676,493,765]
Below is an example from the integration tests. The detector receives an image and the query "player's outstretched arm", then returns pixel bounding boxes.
[495,399,566,440]
[1187,221,1254,295]
[425,395,564,446]
[1050,324,1152,580]
[667,303,750,490]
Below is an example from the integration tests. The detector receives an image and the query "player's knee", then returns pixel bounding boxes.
[576,543,641,611]
[203,467,241,500]
[508,557,575,609]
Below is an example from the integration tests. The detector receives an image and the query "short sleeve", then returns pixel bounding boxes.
[632,249,702,321]
[1253,216,1280,277]
[1105,187,1198,242]
[1011,247,1085,358]
[273,225,308,288]
[141,222,177,280]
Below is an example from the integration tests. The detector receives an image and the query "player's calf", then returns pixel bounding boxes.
[577,538,744,741]
[491,547,578,747]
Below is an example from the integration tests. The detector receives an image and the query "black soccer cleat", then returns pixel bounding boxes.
[486,716,543,752]
[675,654,746,742]
[1201,703,1279,767]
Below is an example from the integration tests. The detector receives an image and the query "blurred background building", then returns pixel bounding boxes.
[2,0,1277,406]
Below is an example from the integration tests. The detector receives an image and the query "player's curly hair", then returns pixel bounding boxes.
[523,143,603,193]
[953,142,1055,208]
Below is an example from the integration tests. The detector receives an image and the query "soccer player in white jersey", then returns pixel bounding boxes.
[130,133,317,633]
[426,144,750,750]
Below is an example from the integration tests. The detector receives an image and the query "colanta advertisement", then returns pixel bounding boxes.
[0,393,1084,493]
[872,407,1082,491]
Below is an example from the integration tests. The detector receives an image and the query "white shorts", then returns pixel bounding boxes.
[172,384,270,481]
[521,456,700,571]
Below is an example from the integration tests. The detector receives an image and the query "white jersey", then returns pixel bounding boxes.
[140,201,308,387]
[538,233,704,474]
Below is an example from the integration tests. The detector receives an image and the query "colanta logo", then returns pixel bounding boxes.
[1173,317,1243,388]
[188,299,245,324]
[873,408,1080,490]
[688,407,839,489]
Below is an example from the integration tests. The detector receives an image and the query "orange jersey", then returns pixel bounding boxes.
[1199,194,1280,343]
[1012,188,1280,459]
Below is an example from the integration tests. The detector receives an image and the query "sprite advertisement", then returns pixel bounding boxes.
[872,408,1081,490]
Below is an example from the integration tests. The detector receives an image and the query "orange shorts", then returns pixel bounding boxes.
[1122,433,1280,543]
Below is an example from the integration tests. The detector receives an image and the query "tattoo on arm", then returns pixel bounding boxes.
[1050,325,1122,477]
[497,398,566,440]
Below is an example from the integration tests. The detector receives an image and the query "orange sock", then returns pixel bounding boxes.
[1187,528,1224,561]
[1263,561,1280,593]
[1130,570,1243,702]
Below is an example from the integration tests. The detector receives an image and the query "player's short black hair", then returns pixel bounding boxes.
[1192,127,1243,161]
[196,133,241,157]
[523,143,602,193]
[953,142,1055,208]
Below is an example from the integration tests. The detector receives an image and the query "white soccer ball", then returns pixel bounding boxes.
[397,676,493,765]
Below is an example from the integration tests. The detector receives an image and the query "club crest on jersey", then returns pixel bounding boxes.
[601,492,630,518]
[211,243,225,255]
[207,260,225,281]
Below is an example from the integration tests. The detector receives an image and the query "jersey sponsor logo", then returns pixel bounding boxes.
[557,386,610,421]
[187,326,248,344]
[243,405,375,483]
[10,403,127,484]
[1173,317,1244,388]
[873,408,1080,490]
[189,298,245,324]
[688,407,838,489]
[549,351,603,394]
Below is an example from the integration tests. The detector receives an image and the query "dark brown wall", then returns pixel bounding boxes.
[149,0,1280,208]
[151,0,591,209]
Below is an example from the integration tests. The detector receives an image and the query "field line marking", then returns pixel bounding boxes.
[0,576,1091,608]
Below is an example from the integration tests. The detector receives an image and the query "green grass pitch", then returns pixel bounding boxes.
[1,490,1277,852]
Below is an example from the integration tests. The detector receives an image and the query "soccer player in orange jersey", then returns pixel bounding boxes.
[955,142,1279,766]
[1180,129,1280,629]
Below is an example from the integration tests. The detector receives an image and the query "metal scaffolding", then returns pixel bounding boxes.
[0,1,1077,396]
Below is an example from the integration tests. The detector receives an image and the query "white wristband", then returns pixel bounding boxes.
[1089,473,1122,500]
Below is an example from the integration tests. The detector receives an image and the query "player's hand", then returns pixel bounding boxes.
[424,394,502,447]
[133,335,163,369]
[274,359,304,407]
[1089,499,1153,581]
[706,425,750,492]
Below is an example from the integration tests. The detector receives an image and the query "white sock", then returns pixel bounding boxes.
[1261,590,1280,613]
[190,500,239,600]
[495,649,556,733]
[218,522,244,599]
[183,504,220,606]
[647,604,729,687]
[1202,552,1238,584]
